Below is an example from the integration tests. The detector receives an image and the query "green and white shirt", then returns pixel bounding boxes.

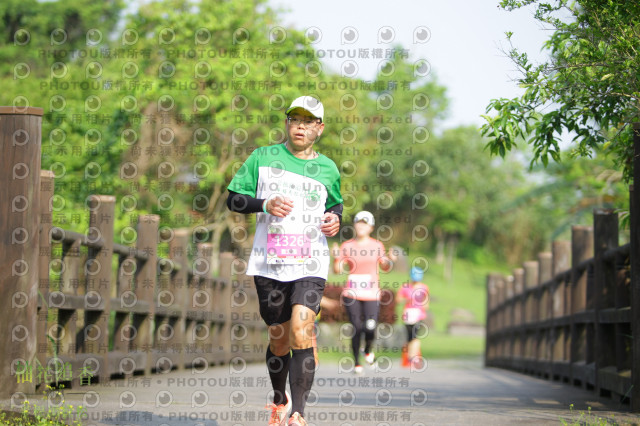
[227,143,342,281]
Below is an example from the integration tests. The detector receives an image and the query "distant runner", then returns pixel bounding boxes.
[332,211,396,374]
[397,266,429,368]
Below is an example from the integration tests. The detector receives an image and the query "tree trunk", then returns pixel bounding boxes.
[444,234,458,282]
[434,226,445,264]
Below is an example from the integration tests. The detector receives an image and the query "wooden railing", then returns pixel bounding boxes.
[1,106,265,398]
[485,209,635,407]
[486,124,640,412]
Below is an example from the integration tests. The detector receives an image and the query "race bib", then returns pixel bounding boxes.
[347,274,372,290]
[267,225,311,264]
[403,308,422,325]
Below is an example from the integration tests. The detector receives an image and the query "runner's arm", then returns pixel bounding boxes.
[332,241,346,274]
[226,190,265,214]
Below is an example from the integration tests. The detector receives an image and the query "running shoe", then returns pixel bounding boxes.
[354,365,364,375]
[411,356,426,370]
[364,352,375,365]
[267,390,291,426]
[288,412,308,426]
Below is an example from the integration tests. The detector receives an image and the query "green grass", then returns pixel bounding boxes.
[420,332,484,359]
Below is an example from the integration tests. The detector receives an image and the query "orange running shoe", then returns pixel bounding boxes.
[288,411,308,426]
[266,390,291,426]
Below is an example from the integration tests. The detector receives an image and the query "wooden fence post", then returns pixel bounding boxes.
[538,252,552,377]
[485,273,499,366]
[496,275,505,352]
[218,252,233,364]
[552,241,571,318]
[551,240,571,380]
[58,232,82,377]
[505,275,515,328]
[630,123,640,411]
[513,268,525,362]
[36,171,54,389]
[207,248,229,365]
[593,208,618,396]
[133,214,159,375]
[196,242,215,364]
[570,225,594,386]
[523,260,538,373]
[169,229,189,370]
[505,275,515,363]
[523,261,539,323]
[113,253,135,369]
[538,253,553,320]
[83,195,115,384]
[0,106,44,397]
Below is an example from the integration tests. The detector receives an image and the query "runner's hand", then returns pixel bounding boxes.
[388,247,399,262]
[266,196,294,217]
[320,213,340,237]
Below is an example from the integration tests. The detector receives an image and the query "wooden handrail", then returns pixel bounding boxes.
[485,210,636,409]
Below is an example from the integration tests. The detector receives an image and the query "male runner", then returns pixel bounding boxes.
[227,95,343,426]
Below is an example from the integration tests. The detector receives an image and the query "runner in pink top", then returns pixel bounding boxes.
[332,211,396,373]
[338,237,385,301]
[397,267,430,367]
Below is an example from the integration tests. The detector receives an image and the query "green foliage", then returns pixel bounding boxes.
[1,0,627,269]
[482,0,640,182]
[1,0,456,256]
[323,51,449,228]
[412,125,553,264]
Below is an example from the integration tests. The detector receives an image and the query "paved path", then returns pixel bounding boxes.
[4,357,639,425]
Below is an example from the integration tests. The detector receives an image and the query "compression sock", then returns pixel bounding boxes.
[352,331,362,365]
[364,328,375,355]
[289,347,315,416]
[266,346,291,405]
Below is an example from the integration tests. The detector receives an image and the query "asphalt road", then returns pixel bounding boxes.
[3,357,639,425]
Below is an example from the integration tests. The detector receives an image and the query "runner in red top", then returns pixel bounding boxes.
[397,267,430,367]
[332,211,396,374]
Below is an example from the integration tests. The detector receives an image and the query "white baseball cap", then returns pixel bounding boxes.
[354,211,375,226]
[285,96,324,121]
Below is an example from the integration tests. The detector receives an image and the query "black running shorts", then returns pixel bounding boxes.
[253,275,326,326]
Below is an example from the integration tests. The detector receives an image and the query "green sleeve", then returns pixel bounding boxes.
[227,150,259,197]
[325,164,343,209]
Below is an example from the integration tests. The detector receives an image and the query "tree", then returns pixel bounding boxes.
[327,52,449,241]
[481,0,640,183]
[0,0,453,267]
[419,126,535,275]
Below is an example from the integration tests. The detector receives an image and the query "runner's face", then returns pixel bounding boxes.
[354,221,374,238]
[286,109,324,152]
